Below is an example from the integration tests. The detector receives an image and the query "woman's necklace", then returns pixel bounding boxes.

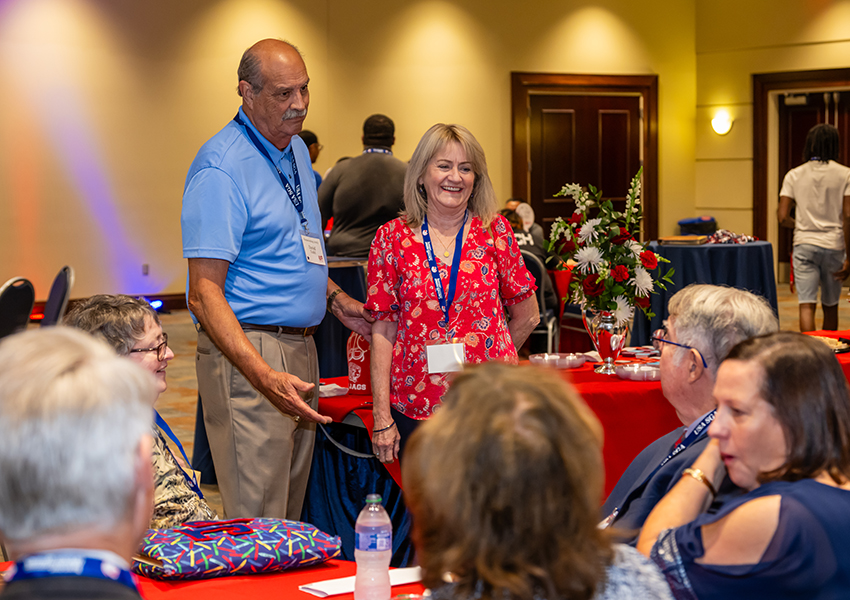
[429,217,465,258]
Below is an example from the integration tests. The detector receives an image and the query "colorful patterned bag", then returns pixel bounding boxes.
[132,518,342,580]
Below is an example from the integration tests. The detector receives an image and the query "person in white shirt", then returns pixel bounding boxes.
[778,123,850,331]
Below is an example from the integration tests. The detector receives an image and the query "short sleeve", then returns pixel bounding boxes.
[779,169,797,199]
[491,215,536,306]
[181,167,247,261]
[365,221,401,321]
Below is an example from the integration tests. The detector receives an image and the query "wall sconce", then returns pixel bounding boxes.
[711,109,733,135]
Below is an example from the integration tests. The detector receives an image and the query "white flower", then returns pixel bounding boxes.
[575,246,603,274]
[632,266,654,296]
[578,218,602,244]
[626,240,643,257]
[559,183,583,199]
[612,295,634,325]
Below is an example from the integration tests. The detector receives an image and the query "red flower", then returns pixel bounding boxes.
[611,265,630,282]
[635,295,651,309]
[611,227,632,245]
[582,273,606,297]
[640,250,658,270]
[568,212,582,226]
[557,238,577,255]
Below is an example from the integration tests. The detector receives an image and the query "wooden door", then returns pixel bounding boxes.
[776,92,850,276]
[528,94,642,234]
[511,73,658,241]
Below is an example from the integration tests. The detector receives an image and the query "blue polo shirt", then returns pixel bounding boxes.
[181,107,328,327]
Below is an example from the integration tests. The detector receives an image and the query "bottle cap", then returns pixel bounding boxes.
[366,494,383,503]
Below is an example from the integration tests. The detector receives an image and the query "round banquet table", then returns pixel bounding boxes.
[631,241,778,345]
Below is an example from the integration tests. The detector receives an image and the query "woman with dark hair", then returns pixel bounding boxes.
[778,123,850,331]
[403,362,673,600]
[638,331,850,599]
[366,124,539,463]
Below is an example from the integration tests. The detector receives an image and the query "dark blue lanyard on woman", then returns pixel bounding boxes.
[6,554,138,592]
[154,410,204,499]
[421,210,467,330]
[232,113,310,232]
[602,409,716,527]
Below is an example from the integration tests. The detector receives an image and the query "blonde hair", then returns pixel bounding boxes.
[402,123,498,227]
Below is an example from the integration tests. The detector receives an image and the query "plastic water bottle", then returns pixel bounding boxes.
[354,494,392,600]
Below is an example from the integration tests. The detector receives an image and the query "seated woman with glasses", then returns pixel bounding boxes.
[65,295,217,529]
[637,332,850,599]
[403,362,673,600]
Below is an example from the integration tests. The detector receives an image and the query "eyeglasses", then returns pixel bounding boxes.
[651,327,708,369]
[129,333,169,361]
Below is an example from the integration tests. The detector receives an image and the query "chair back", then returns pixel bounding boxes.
[0,277,35,339]
[520,250,547,316]
[41,265,75,327]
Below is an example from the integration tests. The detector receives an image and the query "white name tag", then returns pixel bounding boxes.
[301,233,326,265]
[426,342,465,373]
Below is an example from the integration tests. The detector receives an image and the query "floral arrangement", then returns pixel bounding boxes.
[547,168,673,324]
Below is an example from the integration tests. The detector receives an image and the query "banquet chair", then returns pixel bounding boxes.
[521,250,559,353]
[0,277,35,339]
[40,265,75,327]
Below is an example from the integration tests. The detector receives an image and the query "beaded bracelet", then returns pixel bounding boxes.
[373,421,396,434]
[326,288,343,313]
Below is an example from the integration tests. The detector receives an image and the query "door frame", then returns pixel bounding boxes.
[511,72,659,241]
[753,68,850,241]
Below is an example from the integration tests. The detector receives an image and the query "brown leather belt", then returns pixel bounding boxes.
[239,322,318,337]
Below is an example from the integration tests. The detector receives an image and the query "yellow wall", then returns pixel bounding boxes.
[695,0,850,239]
[0,0,697,298]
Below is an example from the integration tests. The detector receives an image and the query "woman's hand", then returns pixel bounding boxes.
[372,423,401,463]
[636,439,727,557]
[371,320,399,463]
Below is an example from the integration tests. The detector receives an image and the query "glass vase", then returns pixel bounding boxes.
[582,310,629,375]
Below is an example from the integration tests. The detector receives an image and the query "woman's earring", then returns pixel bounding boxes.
[418,183,427,199]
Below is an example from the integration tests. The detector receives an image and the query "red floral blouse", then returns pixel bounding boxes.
[365,214,536,419]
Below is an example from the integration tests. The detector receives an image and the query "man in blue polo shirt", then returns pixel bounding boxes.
[181,39,372,520]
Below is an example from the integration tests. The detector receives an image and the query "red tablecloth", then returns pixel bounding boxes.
[0,560,424,600]
[320,363,681,497]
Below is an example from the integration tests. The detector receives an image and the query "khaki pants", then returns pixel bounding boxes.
[196,329,318,520]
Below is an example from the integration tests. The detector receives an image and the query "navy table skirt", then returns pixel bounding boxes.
[631,241,778,345]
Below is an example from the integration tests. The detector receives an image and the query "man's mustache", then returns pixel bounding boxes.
[283,108,308,120]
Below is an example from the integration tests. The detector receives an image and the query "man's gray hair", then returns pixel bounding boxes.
[667,284,779,374]
[0,328,156,542]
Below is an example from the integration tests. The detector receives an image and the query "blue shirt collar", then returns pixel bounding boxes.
[236,106,291,163]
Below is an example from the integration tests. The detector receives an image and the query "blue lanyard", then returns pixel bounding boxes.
[232,113,310,232]
[421,211,467,331]
[7,554,137,592]
[154,410,204,500]
[605,409,716,526]
[363,148,392,155]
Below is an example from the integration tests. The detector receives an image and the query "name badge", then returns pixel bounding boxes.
[426,341,465,373]
[301,233,326,265]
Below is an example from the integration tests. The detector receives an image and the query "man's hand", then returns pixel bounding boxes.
[331,292,375,341]
[257,367,331,424]
[835,259,850,281]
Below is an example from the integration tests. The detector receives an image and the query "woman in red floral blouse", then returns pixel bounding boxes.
[365,123,540,464]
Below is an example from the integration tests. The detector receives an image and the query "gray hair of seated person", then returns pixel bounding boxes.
[64,294,160,356]
[0,328,156,542]
[667,284,779,374]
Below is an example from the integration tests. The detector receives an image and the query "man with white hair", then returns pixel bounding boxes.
[599,284,779,543]
[0,328,156,599]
